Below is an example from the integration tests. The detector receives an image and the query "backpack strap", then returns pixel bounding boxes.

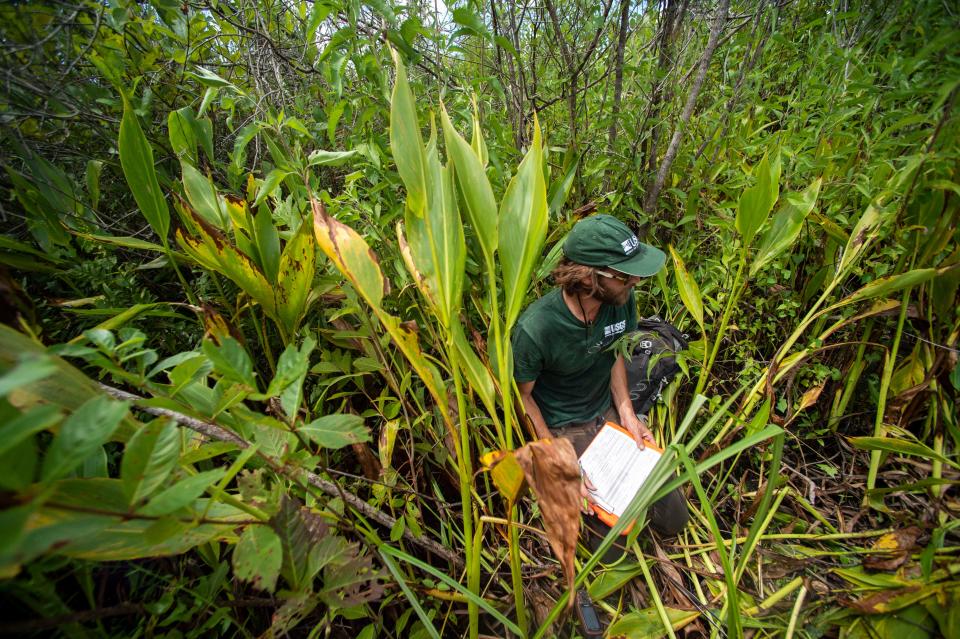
[636,316,689,350]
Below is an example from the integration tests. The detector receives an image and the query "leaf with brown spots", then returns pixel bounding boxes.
[275,218,316,338]
[233,524,282,592]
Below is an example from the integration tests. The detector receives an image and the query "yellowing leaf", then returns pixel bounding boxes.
[669,245,704,330]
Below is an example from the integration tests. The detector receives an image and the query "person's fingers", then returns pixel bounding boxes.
[582,473,596,491]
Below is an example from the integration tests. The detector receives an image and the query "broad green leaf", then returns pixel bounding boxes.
[547,149,579,217]
[233,525,282,592]
[140,468,228,516]
[588,562,644,599]
[389,51,428,213]
[181,162,225,227]
[121,419,180,505]
[188,66,235,88]
[119,92,170,242]
[452,323,497,419]
[25,479,242,561]
[850,437,959,470]
[750,178,822,277]
[470,98,488,167]
[275,220,317,338]
[669,245,704,330]
[253,205,281,283]
[441,103,498,264]
[300,414,370,449]
[451,7,488,37]
[308,149,359,166]
[735,152,781,247]
[231,123,259,174]
[169,108,199,163]
[202,338,257,390]
[402,136,465,328]
[42,396,128,481]
[0,326,101,413]
[499,115,548,329]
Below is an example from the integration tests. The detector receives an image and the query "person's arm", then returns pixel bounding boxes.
[518,380,553,440]
[611,355,654,448]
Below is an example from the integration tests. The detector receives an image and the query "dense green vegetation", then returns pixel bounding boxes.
[1,0,958,636]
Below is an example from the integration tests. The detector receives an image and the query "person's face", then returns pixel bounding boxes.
[594,269,641,306]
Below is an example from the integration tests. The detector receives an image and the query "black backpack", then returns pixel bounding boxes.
[623,316,689,415]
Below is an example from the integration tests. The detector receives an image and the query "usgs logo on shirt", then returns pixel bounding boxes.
[603,320,627,338]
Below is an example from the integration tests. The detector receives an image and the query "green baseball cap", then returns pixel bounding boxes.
[562,214,666,277]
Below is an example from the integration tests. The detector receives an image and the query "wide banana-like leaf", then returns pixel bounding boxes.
[441,103,497,264]
[402,136,465,329]
[389,51,428,215]
[176,207,278,320]
[181,162,226,228]
[499,115,548,330]
[669,245,704,331]
[750,178,822,277]
[118,92,170,242]
[735,151,781,247]
[312,198,446,411]
[275,220,316,339]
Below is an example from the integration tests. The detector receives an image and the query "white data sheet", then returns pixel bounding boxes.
[578,425,661,518]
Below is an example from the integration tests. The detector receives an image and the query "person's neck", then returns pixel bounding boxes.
[562,289,602,325]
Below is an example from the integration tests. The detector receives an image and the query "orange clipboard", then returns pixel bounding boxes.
[580,421,663,535]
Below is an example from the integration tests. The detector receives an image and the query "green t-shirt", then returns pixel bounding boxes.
[512,288,637,427]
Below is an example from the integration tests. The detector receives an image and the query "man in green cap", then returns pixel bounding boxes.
[512,214,688,539]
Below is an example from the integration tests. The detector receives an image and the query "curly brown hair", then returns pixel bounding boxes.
[551,257,600,296]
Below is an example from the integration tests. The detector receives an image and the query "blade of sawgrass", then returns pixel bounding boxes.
[733,432,785,584]
[379,549,441,639]
[380,545,524,636]
[637,551,678,639]
[866,294,910,502]
[677,446,741,638]
[653,424,784,501]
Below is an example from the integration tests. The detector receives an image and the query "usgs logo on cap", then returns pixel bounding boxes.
[621,236,639,255]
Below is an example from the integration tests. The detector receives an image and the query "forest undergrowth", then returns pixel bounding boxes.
[0,0,958,637]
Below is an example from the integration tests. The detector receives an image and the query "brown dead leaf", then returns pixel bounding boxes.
[513,438,582,606]
[862,526,922,572]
